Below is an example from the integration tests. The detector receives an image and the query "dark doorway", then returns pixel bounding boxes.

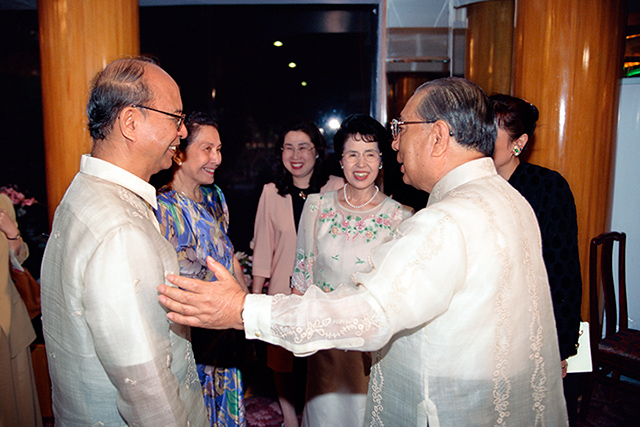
[141,3,379,251]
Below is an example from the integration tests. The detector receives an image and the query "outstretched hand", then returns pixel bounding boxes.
[158,256,247,330]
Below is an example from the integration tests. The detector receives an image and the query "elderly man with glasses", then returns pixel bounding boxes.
[159,77,568,426]
[41,58,208,427]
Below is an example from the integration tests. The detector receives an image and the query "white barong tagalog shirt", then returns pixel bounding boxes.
[41,154,208,427]
[243,158,568,427]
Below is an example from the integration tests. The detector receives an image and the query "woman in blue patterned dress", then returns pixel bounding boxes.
[291,114,413,427]
[155,112,249,427]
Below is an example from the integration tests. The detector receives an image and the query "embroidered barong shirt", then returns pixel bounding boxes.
[243,158,568,426]
[41,155,208,427]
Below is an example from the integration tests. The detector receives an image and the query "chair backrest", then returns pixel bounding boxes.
[589,232,627,351]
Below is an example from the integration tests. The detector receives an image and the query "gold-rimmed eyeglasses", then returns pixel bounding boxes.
[390,118,453,140]
[132,104,186,130]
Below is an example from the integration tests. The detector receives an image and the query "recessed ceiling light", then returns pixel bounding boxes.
[328,118,341,130]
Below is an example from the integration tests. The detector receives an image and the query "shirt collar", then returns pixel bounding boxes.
[79,154,159,209]
[427,157,497,206]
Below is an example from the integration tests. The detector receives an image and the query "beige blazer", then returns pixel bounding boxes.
[0,194,35,358]
[252,176,343,295]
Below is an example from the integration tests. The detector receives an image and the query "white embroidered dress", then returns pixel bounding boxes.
[291,191,413,427]
[244,158,568,427]
[292,191,413,294]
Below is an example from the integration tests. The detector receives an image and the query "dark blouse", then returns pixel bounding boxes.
[290,185,312,232]
[509,162,582,360]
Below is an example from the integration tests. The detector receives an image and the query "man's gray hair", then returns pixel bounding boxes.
[415,77,496,156]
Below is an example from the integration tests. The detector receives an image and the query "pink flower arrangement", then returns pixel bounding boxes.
[0,186,37,207]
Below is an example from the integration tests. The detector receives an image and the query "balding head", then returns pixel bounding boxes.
[86,57,156,142]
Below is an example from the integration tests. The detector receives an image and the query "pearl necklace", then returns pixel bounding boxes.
[343,184,379,209]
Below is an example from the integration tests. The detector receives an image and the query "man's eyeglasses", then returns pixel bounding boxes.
[342,150,382,164]
[390,118,453,140]
[132,104,186,130]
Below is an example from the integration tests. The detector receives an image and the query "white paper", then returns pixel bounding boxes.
[567,321,593,373]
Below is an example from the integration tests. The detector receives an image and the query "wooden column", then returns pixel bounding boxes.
[465,0,514,96]
[512,0,627,320]
[38,0,139,221]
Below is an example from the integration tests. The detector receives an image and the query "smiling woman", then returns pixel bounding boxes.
[154,111,252,427]
[290,114,414,427]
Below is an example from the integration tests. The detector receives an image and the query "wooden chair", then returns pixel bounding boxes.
[580,231,640,419]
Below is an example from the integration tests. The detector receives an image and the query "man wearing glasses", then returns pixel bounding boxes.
[159,77,568,425]
[41,58,208,426]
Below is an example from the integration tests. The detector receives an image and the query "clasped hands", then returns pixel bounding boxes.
[158,256,247,330]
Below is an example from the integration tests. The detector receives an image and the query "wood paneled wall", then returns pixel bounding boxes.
[512,0,626,320]
[465,0,514,96]
[466,0,627,321]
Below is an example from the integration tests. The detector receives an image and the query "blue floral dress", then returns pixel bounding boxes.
[156,185,246,427]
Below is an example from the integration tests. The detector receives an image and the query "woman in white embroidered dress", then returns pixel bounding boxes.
[292,114,413,427]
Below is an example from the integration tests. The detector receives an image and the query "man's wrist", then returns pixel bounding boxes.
[235,293,247,330]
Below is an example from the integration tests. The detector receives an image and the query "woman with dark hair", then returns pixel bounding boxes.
[292,114,413,427]
[251,119,343,427]
[155,111,249,427]
[490,94,582,426]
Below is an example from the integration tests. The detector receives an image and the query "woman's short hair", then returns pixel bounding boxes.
[179,111,219,152]
[333,114,389,156]
[489,94,539,144]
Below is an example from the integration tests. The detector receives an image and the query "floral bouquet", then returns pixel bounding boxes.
[0,185,37,218]
[1,184,49,278]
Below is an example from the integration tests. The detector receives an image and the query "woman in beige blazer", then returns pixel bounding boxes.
[252,120,343,427]
[0,193,42,426]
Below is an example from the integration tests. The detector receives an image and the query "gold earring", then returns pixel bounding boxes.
[174,156,182,166]
[513,146,521,157]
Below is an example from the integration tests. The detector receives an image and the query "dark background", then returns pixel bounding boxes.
[0,4,380,264]
[140,4,378,252]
